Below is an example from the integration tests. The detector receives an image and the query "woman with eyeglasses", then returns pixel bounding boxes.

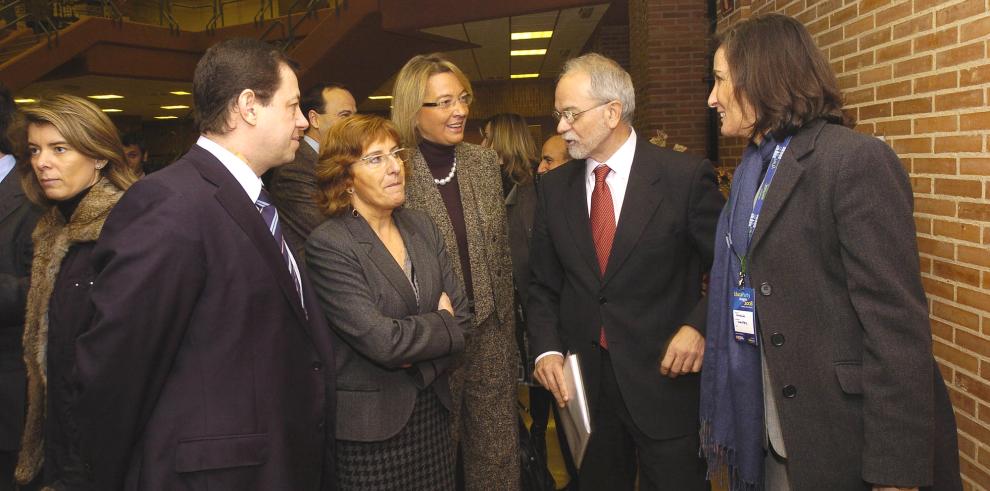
[15,95,137,488]
[392,53,520,490]
[305,114,471,490]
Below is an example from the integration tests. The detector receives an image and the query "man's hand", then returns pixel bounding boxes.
[534,354,569,407]
[659,325,704,378]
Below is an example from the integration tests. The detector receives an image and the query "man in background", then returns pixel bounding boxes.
[121,132,149,176]
[269,82,356,256]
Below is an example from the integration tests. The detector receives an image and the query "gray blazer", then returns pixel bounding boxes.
[305,207,471,442]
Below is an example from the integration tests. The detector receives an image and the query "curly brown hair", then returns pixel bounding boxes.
[314,114,409,217]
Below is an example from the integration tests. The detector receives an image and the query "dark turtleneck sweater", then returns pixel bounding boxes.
[56,184,94,222]
[418,139,473,302]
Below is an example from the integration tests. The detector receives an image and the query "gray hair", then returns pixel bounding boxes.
[560,53,635,124]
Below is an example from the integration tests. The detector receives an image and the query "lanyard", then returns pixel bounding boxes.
[726,136,792,287]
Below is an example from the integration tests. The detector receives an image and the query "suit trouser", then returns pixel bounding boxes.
[579,350,708,491]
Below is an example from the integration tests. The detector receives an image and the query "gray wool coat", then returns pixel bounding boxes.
[403,142,521,490]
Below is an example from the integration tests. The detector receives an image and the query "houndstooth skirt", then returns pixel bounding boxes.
[336,388,455,490]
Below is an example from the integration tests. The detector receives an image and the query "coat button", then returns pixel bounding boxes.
[598,297,607,304]
[760,282,772,296]
[770,333,785,347]
[782,385,797,398]
[311,362,322,372]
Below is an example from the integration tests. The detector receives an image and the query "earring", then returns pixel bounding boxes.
[346,188,354,194]
[95,159,107,170]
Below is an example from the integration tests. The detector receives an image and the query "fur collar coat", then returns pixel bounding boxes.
[16,178,123,486]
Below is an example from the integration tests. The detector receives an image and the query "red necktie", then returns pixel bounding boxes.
[590,164,614,349]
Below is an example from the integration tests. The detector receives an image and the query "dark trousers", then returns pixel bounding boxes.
[579,351,708,491]
[530,386,580,487]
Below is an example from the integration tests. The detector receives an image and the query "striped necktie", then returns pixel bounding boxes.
[256,188,305,313]
[590,164,614,349]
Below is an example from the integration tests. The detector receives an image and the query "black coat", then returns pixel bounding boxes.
[74,145,336,491]
[747,120,960,489]
[0,168,40,453]
[527,136,724,439]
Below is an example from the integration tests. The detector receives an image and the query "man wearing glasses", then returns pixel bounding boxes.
[527,53,724,490]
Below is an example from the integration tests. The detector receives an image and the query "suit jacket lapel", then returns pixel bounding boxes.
[0,168,25,224]
[603,139,664,285]
[562,161,601,276]
[748,121,823,253]
[345,210,419,314]
[189,146,310,326]
[397,209,437,314]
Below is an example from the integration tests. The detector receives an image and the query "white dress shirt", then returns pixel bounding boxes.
[584,129,637,225]
[535,130,638,366]
[196,136,304,306]
[303,135,320,154]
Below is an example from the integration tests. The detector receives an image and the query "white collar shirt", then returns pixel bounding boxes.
[584,129,637,226]
[195,135,305,308]
[0,154,15,182]
[303,135,320,154]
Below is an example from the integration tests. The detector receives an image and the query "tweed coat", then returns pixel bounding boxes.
[269,141,323,259]
[403,142,520,490]
[305,207,471,442]
[0,167,40,457]
[17,179,122,487]
[747,120,960,490]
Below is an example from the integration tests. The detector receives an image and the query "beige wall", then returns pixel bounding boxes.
[716,1,990,489]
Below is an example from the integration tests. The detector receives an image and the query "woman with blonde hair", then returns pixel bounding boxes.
[15,94,136,489]
[391,53,520,490]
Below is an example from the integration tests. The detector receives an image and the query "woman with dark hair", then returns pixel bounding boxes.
[699,13,960,491]
[305,114,470,490]
[480,113,537,197]
[15,94,136,489]
[391,53,519,490]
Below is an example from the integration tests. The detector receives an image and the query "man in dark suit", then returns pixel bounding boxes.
[527,53,724,491]
[0,85,40,491]
[73,38,335,490]
[269,82,355,256]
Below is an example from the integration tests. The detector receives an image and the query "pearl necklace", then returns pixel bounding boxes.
[434,156,457,186]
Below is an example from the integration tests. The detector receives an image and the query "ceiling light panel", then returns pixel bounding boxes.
[101,109,123,112]
[88,94,124,100]
[14,98,36,103]
[511,31,552,40]
[170,91,191,95]
[368,95,393,100]
[160,105,189,110]
[510,73,539,79]
[154,116,178,120]
[510,49,547,56]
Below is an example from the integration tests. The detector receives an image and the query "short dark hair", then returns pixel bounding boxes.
[121,132,146,151]
[301,83,348,117]
[717,13,848,139]
[193,38,295,135]
[0,84,19,155]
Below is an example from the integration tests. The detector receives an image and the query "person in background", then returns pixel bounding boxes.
[0,84,41,491]
[120,132,148,177]
[270,82,357,257]
[480,113,536,197]
[391,53,519,490]
[537,134,568,176]
[483,113,581,487]
[306,114,470,490]
[72,38,335,490]
[14,95,136,489]
[700,13,961,491]
[528,53,723,491]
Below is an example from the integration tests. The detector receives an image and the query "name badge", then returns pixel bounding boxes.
[731,287,758,345]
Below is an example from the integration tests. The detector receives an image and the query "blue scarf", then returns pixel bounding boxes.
[700,137,779,491]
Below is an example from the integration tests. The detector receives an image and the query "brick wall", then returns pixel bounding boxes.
[629,0,711,156]
[716,1,990,489]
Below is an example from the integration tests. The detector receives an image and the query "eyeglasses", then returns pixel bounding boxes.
[422,92,474,110]
[552,100,614,125]
[358,148,407,169]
